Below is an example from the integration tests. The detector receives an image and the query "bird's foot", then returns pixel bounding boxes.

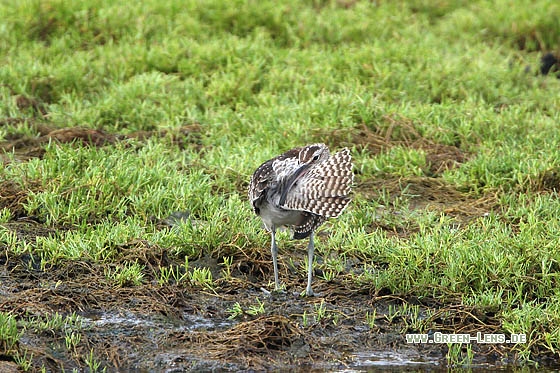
[298,288,321,297]
[261,283,286,297]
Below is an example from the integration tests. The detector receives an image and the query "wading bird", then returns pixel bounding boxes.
[248,143,353,296]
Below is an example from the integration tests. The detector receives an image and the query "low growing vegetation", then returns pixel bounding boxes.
[1,0,559,370]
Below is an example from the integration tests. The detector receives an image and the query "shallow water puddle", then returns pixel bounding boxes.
[342,350,437,371]
[81,311,232,333]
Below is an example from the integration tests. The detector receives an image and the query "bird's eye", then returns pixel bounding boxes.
[312,154,320,161]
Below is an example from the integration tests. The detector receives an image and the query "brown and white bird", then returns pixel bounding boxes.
[248,143,353,296]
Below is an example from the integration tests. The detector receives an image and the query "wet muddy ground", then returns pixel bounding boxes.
[1,122,559,371]
[0,247,522,371]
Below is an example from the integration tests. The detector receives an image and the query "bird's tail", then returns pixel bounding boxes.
[282,148,353,218]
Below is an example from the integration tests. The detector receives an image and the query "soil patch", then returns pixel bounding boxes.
[528,167,560,192]
[0,180,44,220]
[321,116,470,176]
[0,120,202,163]
[356,176,497,238]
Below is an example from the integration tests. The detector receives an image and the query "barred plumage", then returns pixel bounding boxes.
[248,143,353,296]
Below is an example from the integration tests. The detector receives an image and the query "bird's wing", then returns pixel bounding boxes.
[248,160,273,212]
[282,148,353,218]
[249,147,303,213]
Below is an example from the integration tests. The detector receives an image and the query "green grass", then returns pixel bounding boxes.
[0,312,20,353]
[1,0,560,368]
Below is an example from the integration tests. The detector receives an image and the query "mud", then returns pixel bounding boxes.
[1,123,558,371]
[0,249,520,371]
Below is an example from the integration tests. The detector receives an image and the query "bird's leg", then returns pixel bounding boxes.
[305,232,315,296]
[270,226,280,291]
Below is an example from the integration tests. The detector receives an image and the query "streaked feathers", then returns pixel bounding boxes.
[249,143,353,238]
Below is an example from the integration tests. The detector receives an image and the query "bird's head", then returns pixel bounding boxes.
[298,143,329,165]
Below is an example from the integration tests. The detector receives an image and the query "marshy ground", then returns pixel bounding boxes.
[1,125,559,371]
[2,0,560,371]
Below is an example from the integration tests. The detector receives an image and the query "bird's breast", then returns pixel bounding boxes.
[257,200,304,231]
